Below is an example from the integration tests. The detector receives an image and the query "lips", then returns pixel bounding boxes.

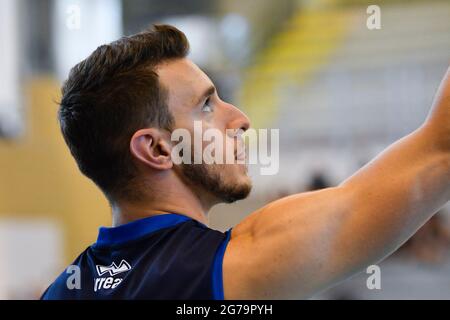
[234,138,247,162]
[235,150,246,162]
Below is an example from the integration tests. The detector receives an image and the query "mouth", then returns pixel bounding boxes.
[234,137,247,163]
[235,150,247,163]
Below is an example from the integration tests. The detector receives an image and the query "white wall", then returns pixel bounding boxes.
[0,0,22,137]
[52,0,123,81]
[0,219,64,299]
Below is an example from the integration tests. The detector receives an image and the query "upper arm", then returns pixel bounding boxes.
[223,129,450,300]
[222,68,450,299]
[223,187,356,299]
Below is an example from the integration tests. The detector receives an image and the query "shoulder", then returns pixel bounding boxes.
[40,248,90,300]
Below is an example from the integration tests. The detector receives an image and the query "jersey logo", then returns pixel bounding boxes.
[96,260,131,277]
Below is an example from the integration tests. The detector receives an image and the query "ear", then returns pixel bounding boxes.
[130,128,173,170]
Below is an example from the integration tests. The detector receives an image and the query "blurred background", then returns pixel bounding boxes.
[0,0,449,299]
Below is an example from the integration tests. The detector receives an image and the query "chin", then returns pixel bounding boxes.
[222,171,253,203]
[181,161,252,204]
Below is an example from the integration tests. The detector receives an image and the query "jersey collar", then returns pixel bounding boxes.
[94,213,193,248]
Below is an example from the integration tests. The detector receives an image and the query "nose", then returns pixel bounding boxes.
[225,102,251,132]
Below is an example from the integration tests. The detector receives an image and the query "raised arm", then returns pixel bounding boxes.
[223,68,450,299]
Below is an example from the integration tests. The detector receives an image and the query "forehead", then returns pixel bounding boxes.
[156,58,212,108]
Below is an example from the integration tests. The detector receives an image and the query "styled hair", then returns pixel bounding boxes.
[58,24,189,202]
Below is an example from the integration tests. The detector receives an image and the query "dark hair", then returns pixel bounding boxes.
[58,24,189,202]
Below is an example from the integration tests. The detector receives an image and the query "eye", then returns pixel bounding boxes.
[201,98,213,113]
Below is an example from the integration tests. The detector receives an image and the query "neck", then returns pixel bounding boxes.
[111,200,208,227]
[110,174,217,227]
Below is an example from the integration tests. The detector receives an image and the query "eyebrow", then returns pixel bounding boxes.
[195,85,216,106]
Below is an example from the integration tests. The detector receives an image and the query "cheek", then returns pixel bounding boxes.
[203,119,231,154]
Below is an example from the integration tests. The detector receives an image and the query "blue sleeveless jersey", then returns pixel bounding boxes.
[41,214,232,300]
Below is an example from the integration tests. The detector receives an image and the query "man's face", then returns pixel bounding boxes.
[157,58,252,204]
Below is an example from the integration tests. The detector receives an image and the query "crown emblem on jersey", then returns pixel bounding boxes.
[96,260,132,276]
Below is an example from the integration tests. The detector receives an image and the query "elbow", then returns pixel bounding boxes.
[418,122,450,155]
